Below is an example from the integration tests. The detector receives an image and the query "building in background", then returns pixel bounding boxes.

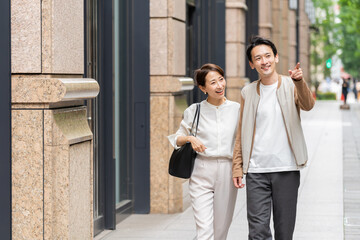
[1,0,314,238]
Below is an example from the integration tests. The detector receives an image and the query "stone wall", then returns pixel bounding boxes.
[149,0,188,213]
[299,0,311,81]
[225,0,249,103]
[11,0,98,239]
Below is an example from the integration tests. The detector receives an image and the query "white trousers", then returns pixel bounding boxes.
[189,156,237,240]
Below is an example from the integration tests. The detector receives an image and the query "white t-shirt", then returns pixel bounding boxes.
[168,99,240,160]
[248,81,299,173]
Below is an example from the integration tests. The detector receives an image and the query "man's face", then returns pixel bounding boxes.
[249,44,279,78]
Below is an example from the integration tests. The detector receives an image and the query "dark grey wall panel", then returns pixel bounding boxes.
[246,0,259,82]
[0,0,11,237]
[131,0,150,214]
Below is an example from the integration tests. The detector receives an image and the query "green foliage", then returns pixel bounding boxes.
[312,0,360,78]
[311,0,340,77]
[338,0,360,78]
[316,91,337,100]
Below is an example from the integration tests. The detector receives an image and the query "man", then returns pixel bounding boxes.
[342,77,349,104]
[232,36,315,240]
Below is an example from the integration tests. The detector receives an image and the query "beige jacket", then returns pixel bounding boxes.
[232,75,315,178]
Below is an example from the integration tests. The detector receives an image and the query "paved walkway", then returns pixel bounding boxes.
[96,100,350,240]
[342,101,360,239]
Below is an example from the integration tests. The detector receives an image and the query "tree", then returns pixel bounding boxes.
[312,0,360,78]
[338,0,360,78]
[312,0,340,78]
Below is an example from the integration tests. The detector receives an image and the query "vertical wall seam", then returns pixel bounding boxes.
[42,109,45,240]
[40,0,42,73]
[9,2,13,235]
[167,97,170,213]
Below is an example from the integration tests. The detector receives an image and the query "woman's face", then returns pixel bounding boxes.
[199,71,226,101]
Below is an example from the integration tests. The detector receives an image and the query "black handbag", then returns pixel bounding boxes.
[168,103,200,179]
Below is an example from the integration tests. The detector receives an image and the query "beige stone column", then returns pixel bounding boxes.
[11,0,96,239]
[299,0,311,82]
[225,0,249,103]
[288,8,297,71]
[149,0,189,213]
[11,78,99,239]
[11,0,83,75]
[272,0,282,48]
[42,0,84,74]
[271,1,297,75]
[280,3,291,75]
[272,0,287,74]
[258,0,273,38]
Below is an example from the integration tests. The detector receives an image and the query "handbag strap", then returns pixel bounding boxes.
[190,103,201,137]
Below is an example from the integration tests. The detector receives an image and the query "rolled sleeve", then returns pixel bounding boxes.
[293,78,315,111]
[232,94,244,178]
[167,105,196,149]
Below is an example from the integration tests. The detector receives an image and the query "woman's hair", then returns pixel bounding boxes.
[194,63,224,87]
[246,36,278,63]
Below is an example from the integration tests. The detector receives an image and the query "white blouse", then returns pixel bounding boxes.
[168,99,240,160]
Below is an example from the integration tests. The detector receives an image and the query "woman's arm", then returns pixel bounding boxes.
[176,135,206,153]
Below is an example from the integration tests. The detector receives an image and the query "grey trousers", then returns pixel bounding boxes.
[246,171,300,240]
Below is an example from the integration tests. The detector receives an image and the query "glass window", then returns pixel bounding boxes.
[85,0,103,228]
[114,0,131,209]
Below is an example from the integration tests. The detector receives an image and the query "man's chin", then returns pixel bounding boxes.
[260,70,274,76]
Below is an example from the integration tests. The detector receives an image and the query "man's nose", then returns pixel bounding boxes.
[260,57,266,64]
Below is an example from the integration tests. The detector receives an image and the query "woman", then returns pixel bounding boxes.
[168,63,244,240]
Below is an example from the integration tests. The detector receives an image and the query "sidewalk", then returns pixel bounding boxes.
[342,97,360,238]
[97,101,344,240]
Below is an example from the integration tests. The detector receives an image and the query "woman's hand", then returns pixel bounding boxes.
[176,135,207,153]
[188,136,207,153]
[233,177,245,188]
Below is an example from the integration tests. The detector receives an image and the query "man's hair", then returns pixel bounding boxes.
[246,36,278,63]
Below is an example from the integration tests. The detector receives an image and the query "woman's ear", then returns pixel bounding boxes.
[198,85,206,94]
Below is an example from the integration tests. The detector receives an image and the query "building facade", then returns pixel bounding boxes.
[1,0,314,238]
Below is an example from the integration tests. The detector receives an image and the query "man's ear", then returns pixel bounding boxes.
[275,54,279,63]
[249,61,255,69]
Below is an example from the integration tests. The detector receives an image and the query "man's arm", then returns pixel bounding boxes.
[233,94,245,188]
[289,62,315,111]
